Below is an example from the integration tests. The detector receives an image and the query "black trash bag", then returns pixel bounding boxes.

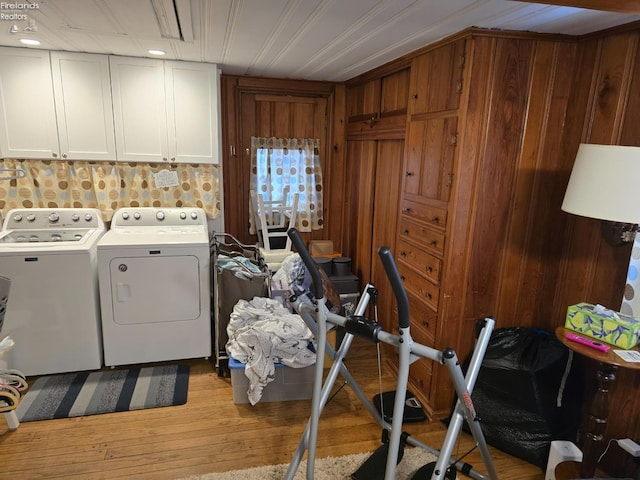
[459,327,583,469]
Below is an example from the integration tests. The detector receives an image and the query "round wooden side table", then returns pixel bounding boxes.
[554,327,640,479]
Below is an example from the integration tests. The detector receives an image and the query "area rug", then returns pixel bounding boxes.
[177,447,443,480]
[15,364,189,421]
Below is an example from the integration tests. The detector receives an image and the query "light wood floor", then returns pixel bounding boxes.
[1,340,544,479]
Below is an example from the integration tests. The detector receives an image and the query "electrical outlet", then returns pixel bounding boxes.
[618,438,640,457]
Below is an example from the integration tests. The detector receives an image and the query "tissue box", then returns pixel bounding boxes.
[565,302,640,349]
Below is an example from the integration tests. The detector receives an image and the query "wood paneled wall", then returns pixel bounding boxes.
[548,27,640,476]
[219,76,342,247]
[219,22,640,477]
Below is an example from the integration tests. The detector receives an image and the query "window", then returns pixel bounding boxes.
[249,136,323,232]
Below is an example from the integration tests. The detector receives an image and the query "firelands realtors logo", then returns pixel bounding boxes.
[0,3,39,21]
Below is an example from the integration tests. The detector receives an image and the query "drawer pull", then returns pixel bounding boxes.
[400,275,405,281]
[403,229,409,235]
[422,320,429,328]
[403,208,412,213]
[426,266,433,273]
[406,171,414,177]
[425,293,432,300]
[400,251,407,257]
[431,216,439,223]
[430,240,437,247]
[412,94,418,99]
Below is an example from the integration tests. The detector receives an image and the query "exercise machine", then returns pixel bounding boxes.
[285,228,498,480]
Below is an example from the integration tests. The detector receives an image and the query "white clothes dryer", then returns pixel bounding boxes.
[97,207,211,367]
[0,208,106,376]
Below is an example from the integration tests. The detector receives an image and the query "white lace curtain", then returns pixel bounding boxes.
[249,137,324,232]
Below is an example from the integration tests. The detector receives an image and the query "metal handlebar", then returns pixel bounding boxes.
[287,228,324,300]
[377,246,410,329]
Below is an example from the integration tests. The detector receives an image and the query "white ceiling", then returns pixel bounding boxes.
[0,0,637,82]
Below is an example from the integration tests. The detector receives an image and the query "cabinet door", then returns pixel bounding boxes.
[110,56,168,162]
[165,61,220,164]
[408,39,466,116]
[404,116,457,203]
[346,78,379,122]
[0,47,59,159]
[51,52,116,161]
[348,69,410,121]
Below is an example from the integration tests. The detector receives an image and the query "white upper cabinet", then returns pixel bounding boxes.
[0,48,220,164]
[110,56,220,164]
[109,56,169,162]
[165,61,220,164]
[51,52,117,161]
[0,47,59,159]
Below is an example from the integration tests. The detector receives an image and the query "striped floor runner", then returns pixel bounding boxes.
[15,364,189,421]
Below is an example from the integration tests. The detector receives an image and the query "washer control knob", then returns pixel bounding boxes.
[71,214,80,222]
[122,212,130,220]
[84,213,93,222]
[156,211,165,221]
[190,211,198,220]
[26,214,36,222]
[12,214,22,222]
[180,212,187,220]
[49,213,60,223]
[134,212,141,220]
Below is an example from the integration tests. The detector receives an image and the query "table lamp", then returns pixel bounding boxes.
[561,143,640,316]
[559,143,640,479]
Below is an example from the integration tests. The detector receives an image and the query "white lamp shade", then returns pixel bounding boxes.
[561,144,640,224]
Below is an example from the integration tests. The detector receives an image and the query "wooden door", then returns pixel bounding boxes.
[344,139,403,330]
[227,93,327,243]
[370,140,404,331]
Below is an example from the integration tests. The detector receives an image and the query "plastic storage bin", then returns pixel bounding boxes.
[229,356,315,404]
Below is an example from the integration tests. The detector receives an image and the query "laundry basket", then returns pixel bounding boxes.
[0,276,10,335]
[0,275,21,431]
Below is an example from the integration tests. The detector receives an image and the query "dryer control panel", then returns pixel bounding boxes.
[110,207,208,229]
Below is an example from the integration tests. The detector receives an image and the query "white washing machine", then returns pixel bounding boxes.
[0,208,106,376]
[98,207,211,366]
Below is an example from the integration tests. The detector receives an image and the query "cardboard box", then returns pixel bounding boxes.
[229,355,314,404]
[565,302,640,349]
[309,240,334,256]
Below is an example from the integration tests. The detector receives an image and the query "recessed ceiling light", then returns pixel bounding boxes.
[20,39,40,46]
[148,49,166,56]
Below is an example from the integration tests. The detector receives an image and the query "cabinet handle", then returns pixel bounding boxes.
[403,208,412,213]
[403,229,409,235]
[426,266,433,273]
[62,153,67,159]
[431,216,439,223]
[406,171,414,177]
[422,320,429,328]
[52,152,58,158]
[400,275,405,281]
[412,94,418,99]
[171,157,176,162]
[400,251,407,257]
[163,157,168,162]
[456,80,463,93]
[430,240,437,247]
[425,292,432,300]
